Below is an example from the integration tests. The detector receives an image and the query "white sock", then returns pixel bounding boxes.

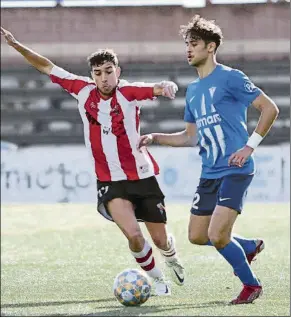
[130,240,163,279]
[159,234,178,262]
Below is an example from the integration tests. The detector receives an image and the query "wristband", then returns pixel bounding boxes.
[246,132,263,149]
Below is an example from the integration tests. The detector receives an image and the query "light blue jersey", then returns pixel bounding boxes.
[184,64,262,179]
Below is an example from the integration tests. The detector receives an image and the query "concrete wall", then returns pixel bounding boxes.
[1,3,289,64]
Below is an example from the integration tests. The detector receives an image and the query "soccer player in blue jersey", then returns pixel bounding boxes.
[138,15,279,304]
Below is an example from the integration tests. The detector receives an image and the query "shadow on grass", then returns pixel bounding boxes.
[1,299,228,316]
[67,301,228,317]
[1,298,116,308]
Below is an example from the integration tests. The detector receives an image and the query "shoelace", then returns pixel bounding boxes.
[167,260,184,270]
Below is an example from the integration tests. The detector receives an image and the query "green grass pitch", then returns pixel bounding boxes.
[1,202,290,316]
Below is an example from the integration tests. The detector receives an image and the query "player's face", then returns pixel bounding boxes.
[91,62,121,96]
[185,39,212,67]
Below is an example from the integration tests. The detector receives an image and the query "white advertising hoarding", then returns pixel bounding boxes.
[1,145,289,203]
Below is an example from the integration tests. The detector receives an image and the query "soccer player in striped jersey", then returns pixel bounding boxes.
[139,15,279,304]
[1,26,185,296]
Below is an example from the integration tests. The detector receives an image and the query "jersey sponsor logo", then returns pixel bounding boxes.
[102,126,111,135]
[244,81,255,93]
[196,113,222,129]
[196,91,226,164]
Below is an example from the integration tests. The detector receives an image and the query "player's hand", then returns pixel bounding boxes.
[228,145,254,167]
[1,27,18,46]
[160,81,178,99]
[137,134,153,149]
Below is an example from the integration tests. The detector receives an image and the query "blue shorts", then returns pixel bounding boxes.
[190,174,254,216]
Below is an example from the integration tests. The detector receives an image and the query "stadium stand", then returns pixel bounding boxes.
[1,59,289,146]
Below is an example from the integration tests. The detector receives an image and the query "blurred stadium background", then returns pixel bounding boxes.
[1,0,290,201]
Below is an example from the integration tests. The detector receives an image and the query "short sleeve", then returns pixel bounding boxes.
[50,66,93,99]
[184,98,196,123]
[226,69,262,107]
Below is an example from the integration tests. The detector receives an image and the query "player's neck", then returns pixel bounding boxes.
[99,92,112,100]
[196,59,218,80]
[98,89,114,100]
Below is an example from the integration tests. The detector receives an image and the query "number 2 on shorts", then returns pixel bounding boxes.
[192,193,200,210]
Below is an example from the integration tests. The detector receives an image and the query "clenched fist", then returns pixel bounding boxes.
[159,81,178,100]
[137,134,154,150]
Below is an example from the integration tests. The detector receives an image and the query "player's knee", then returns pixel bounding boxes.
[127,229,144,245]
[152,236,168,250]
[188,232,208,245]
[208,231,228,249]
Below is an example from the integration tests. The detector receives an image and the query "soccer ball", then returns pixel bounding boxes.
[113,269,151,306]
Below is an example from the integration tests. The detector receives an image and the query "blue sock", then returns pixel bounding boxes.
[205,236,256,255]
[205,239,212,246]
[216,239,260,286]
[232,234,257,255]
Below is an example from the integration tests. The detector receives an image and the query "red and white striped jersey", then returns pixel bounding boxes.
[50,65,159,182]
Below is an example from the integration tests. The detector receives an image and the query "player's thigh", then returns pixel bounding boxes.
[136,197,167,224]
[216,174,254,214]
[190,178,221,216]
[208,174,254,243]
[131,177,167,224]
[188,214,211,245]
[188,178,221,244]
[135,190,168,248]
[107,198,143,240]
[208,205,238,243]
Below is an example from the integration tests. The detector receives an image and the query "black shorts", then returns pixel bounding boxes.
[97,176,167,223]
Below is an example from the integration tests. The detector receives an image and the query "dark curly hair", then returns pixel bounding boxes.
[179,15,223,52]
[87,49,118,68]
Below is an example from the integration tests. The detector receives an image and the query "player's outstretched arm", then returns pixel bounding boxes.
[138,122,197,149]
[1,27,54,75]
[153,81,178,100]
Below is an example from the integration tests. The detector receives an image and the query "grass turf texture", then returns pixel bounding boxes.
[1,203,290,316]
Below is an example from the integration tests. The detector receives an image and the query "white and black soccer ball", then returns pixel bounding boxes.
[113,269,151,306]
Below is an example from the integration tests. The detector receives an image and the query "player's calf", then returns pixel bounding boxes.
[130,239,171,296]
[234,239,265,276]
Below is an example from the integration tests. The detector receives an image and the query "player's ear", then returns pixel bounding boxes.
[90,67,95,79]
[208,42,216,53]
[116,66,121,78]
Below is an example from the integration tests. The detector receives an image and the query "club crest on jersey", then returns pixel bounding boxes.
[111,105,120,115]
[102,126,111,135]
[90,102,97,109]
[244,81,255,93]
